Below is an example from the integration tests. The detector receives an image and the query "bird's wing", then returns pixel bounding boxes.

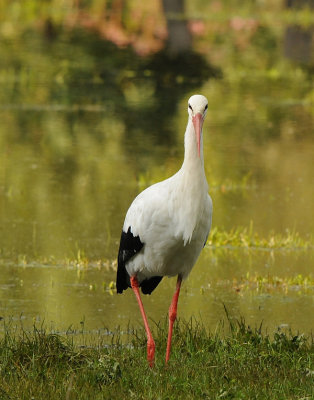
[116,226,144,293]
[116,225,163,295]
[203,194,213,247]
[116,180,174,294]
[122,179,176,241]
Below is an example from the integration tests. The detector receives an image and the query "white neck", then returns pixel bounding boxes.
[172,118,209,244]
[181,118,206,180]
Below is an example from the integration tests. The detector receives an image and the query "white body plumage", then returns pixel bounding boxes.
[122,95,212,284]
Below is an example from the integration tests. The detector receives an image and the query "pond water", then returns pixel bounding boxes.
[0,3,313,340]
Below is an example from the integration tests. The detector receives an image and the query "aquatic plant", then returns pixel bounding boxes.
[232,272,314,294]
[207,223,313,250]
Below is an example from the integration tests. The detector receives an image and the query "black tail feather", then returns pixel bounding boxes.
[140,276,163,295]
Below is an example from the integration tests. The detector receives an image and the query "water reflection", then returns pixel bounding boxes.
[0,2,313,338]
[162,0,192,55]
[0,247,313,340]
[284,0,314,65]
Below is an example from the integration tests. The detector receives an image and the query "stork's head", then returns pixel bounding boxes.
[188,95,208,157]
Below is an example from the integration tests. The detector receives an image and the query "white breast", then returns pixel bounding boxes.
[123,172,212,282]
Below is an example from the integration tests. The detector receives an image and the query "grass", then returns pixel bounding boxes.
[207,223,313,250]
[199,273,314,296]
[232,273,314,294]
[0,318,313,400]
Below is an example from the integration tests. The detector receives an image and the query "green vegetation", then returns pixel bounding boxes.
[232,273,314,294]
[0,319,313,399]
[208,224,313,250]
[198,272,314,296]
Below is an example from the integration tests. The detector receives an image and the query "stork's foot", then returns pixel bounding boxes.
[147,337,155,367]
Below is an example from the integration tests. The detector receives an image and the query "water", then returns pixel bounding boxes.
[0,6,313,338]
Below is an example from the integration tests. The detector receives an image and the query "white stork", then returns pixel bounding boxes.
[116,94,212,367]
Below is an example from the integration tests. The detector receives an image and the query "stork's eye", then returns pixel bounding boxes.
[188,104,193,111]
[204,104,208,111]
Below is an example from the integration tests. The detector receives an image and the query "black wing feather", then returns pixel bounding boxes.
[116,227,144,293]
[116,226,163,295]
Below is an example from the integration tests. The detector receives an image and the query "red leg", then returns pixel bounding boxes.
[130,276,155,367]
[165,276,182,364]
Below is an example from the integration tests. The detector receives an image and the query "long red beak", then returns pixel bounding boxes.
[192,113,204,157]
